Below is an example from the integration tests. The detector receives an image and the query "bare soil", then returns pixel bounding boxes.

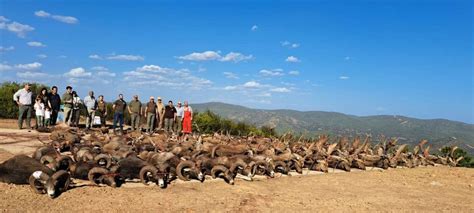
[0,123,473,212]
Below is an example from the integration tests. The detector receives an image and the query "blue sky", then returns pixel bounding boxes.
[1,0,472,123]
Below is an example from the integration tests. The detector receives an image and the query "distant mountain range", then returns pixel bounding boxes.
[193,102,474,154]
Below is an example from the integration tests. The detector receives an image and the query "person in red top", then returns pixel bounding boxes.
[182,101,193,134]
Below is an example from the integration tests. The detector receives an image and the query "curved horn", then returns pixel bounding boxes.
[326,143,338,156]
[94,154,112,168]
[211,165,228,179]
[88,167,109,184]
[139,165,158,185]
[29,171,50,194]
[40,155,56,166]
[252,160,268,176]
[230,161,247,177]
[56,155,74,171]
[176,160,195,181]
[273,160,289,175]
[47,170,71,197]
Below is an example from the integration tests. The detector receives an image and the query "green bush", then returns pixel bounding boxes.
[0,82,49,119]
[440,146,474,168]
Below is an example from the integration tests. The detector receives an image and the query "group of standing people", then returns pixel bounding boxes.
[13,83,193,135]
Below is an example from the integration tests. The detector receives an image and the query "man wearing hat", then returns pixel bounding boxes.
[156,96,165,130]
[13,83,33,129]
[128,95,142,131]
[145,96,157,134]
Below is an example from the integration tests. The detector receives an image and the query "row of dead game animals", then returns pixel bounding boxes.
[0,127,463,198]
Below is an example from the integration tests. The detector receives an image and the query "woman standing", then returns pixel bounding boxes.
[71,91,83,127]
[182,101,193,135]
[37,88,51,126]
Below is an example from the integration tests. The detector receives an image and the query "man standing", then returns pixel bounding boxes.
[97,95,108,127]
[84,91,97,129]
[145,96,157,134]
[62,86,73,126]
[13,83,33,129]
[128,95,142,131]
[156,97,165,129]
[48,86,61,125]
[175,101,184,134]
[163,100,177,134]
[113,94,127,133]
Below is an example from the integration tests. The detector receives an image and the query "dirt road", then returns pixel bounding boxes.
[0,127,473,212]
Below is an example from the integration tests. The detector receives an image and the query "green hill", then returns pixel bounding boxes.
[193,102,474,154]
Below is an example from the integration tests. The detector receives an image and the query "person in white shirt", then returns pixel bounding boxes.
[44,107,51,127]
[13,83,33,129]
[33,97,45,128]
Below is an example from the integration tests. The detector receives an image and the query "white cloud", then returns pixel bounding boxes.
[0,17,34,38]
[91,66,108,71]
[17,71,49,79]
[15,62,42,70]
[107,54,144,61]
[251,25,258,31]
[89,54,102,60]
[281,41,300,48]
[344,56,351,61]
[224,86,238,90]
[260,69,284,77]
[0,46,14,52]
[285,56,301,63]
[27,41,46,47]
[64,67,91,78]
[219,52,254,62]
[178,51,222,61]
[124,64,212,90]
[0,63,12,72]
[34,10,78,24]
[243,81,262,88]
[37,54,47,59]
[178,51,252,63]
[339,76,350,80]
[288,70,300,75]
[270,87,291,93]
[223,72,239,79]
[97,71,116,77]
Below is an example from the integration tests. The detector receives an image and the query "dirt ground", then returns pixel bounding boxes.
[0,123,473,212]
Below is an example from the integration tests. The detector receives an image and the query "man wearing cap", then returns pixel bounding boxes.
[84,91,97,129]
[156,97,165,129]
[62,86,74,126]
[145,96,157,134]
[175,101,184,134]
[113,94,127,133]
[128,95,142,131]
[13,83,33,129]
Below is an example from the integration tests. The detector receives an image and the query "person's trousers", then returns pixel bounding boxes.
[18,105,32,129]
[147,113,155,133]
[44,118,50,127]
[175,116,182,133]
[130,113,140,131]
[36,116,44,127]
[86,109,95,128]
[158,113,164,129]
[164,118,174,133]
[50,109,59,125]
[63,106,72,125]
[72,109,81,126]
[113,112,124,130]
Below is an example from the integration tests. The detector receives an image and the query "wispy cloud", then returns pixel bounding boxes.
[281,41,300,48]
[91,66,108,71]
[223,72,239,79]
[178,51,253,63]
[285,56,301,63]
[97,71,116,77]
[123,64,212,90]
[270,87,291,93]
[37,54,47,59]
[34,10,79,24]
[260,68,284,77]
[1,62,42,73]
[339,76,350,80]
[0,46,14,52]
[89,54,144,61]
[27,41,46,47]
[243,81,262,88]
[0,16,34,38]
[288,70,300,75]
[251,25,258,31]
[17,71,49,79]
